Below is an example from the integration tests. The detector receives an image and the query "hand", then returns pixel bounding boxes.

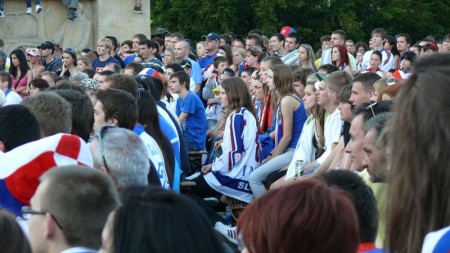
[214,140,222,150]
[207,98,215,105]
[201,164,213,175]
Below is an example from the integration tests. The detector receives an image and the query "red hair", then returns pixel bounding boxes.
[238,179,359,253]
[332,45,350,67]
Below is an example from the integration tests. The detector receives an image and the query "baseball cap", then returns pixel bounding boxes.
[202,33,220,43]
[26,48,41,57]
[280,26,297,38]
[37,41,55,51]
[180,59,192,69]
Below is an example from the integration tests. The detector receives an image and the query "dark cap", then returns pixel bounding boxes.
[37,41,55,51]
[180,59,192,69]
[201,33,220,43]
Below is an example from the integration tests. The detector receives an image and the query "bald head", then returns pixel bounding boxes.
[174,41,190,60]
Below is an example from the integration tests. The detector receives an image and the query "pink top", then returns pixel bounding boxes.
[12,75,28,98]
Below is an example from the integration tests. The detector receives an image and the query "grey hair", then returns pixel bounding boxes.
[69,71,89,84]
[364,112,392,141]
[91,127,149,190]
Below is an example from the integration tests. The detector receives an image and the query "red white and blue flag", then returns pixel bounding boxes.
[0,134,93,216]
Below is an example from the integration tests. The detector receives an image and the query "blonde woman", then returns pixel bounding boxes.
[298,44,317,72]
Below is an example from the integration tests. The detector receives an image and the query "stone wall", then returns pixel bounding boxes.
[0,0,150,53]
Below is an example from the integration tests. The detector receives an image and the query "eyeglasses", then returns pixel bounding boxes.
[95,125,117,174]
[366,102,378,117]
[22,206,63,229]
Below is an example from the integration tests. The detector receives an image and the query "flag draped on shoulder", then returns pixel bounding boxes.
[0,134,93,216]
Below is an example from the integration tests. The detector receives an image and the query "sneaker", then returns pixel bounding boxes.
[184,171,201,180]
[214,222,238,244]
[67,8,77,20]
[0,10,4,18]
[133,4,143,14]
[204,197,219,207]
[36,4,42,13]
[26,7,32,14]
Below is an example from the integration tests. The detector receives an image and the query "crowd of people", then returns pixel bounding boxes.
[0,26,449,253]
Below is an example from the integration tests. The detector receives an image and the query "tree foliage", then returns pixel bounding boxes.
[151,0,450,49]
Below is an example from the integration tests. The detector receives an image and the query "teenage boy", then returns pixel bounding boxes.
[92,38,120,73]
[169,71,206,151]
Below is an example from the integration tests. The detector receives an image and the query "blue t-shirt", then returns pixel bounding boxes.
[176,92,207,151]
[198,51,218,69]
[188,58,202,84]
[92,56,120,73]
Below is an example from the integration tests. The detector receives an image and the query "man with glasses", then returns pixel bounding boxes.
[24,165,119,253]
[92,89,164,188]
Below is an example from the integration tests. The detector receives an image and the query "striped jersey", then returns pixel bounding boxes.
[204,108,261,203]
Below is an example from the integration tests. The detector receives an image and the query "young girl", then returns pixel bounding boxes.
[249,64,307,198]
[9,49,32,98]
[366,50,385,77]
[331,45,352,76]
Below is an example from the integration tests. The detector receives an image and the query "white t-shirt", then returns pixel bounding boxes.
[4,90,22,106]
[285,116,316,180]
[362,48,394,72]
[317,108,342,164]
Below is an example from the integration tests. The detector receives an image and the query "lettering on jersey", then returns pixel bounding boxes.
[237,182,251,191]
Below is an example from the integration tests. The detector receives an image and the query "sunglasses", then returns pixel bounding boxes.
[95,125,118,174]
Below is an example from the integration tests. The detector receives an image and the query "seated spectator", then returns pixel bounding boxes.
[68,71,89,85]
[123,62,144,76]
[51,89,94,143]
[103,63,122,73]
[189,77,260,222]
[0,104,40,152]
[29,78,49,96]
[21,92,72,137]
[60,48,78,78]
[38,41,62,74]
[387,54,450,253]
[92,38,120,73]
[238,179,359,253]
[24,166,118,253]
[99,185,225,253]
[170,71,206,151]
[0,208,32,253]
[0,71,22,105]
[93,89,165,188]
[77,57,92,71]
[41,71,59,87]
[89,125,161,190]
[322,170,380,253]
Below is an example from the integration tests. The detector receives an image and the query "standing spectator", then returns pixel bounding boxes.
[361,28,394,72]
[38,41,63,73]
[331,44,352,75]
[9,49,32,98]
